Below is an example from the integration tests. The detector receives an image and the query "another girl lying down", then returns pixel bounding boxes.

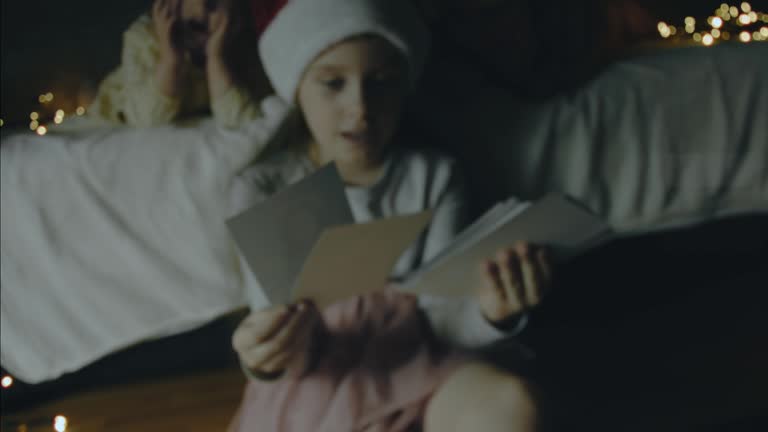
[227,0,551,430]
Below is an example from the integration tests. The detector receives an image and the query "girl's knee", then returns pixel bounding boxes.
[424,363,541,432]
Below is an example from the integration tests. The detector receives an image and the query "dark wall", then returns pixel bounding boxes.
[0,1,152,126]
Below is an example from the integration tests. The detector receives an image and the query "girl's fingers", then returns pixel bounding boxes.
[254,348,292,374]
[259,304,313,361]
[241,306,293,343]
[172,0,182,18]
[480,260,505,301]
[499,249,525,311]
[153,0,164,20]
[517,243,544,307]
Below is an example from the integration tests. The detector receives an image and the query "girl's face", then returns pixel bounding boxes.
[297,36,408,171]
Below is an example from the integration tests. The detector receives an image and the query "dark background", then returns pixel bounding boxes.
[3,0,766,127]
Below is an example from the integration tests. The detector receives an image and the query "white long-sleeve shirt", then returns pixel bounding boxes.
[229,147,511,349]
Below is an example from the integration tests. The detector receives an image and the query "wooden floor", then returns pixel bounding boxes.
[2,367,246,432]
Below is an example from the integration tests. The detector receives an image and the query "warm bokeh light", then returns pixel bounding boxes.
[685,24,695,34]
[658,22,671,38]
[761,26,768,37]
[30,120,39,130]
[712,17,723,28]
[0,119,4,127]
[76,106,86,116]
[30,112,39,120]
[741,2,751,13]
[1,375,13,388]
[712,28,722,38]
[54,415,68,432]
[693,32,703,42]
[749,11,757,22]
[739,13,751,24]
[740,30,752,41]
[684,16,695,26]
[722,31,732,40]
[730,6,739,17]
[36,126,48,136]
[702,33,715,45]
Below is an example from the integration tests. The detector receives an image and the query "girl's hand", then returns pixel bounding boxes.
[232,300,324,378]
[205,1,237,101]
[205,0,233,63]
[152,0,183,65]
[475,242,552,327]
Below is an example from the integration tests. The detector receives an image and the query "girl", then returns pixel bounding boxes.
[228,0,552,430]
[87,0,270,128]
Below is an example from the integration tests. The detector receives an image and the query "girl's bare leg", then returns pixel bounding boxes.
[424,362,542,432]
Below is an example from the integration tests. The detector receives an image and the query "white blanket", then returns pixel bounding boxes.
[416,44,768,233]
[1,112,283,383]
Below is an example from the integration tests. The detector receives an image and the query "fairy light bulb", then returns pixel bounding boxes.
[30,120,39,130]
[739,13,751,24]
[761,27,768,37]
[712,28,722,38]
[702,33,715,45]
[1,375,13,388]
[30,112,39,120]
[36,126,48,136]
[730,6,739,17]
[53,415,68,432]
[741,2,751,13]
[693,32,703,42]
[658,22,671,38]
[749,11,757,22]
[740,30,751,41]
[712,16,724,28]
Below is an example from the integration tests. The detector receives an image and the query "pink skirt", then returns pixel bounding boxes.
[228,290,470,432]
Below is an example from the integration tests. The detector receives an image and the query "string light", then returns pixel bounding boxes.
[36,126,48,136]
[658,22,672,38]
[76,106,86,116]
[53,415,68,432]
[761,26,768,36]
[30,112,39,120]
[1,375,13,388]
[740,30,752,41]
[30,120,39,130]
[657,4,765,45]
[739,13,751,24]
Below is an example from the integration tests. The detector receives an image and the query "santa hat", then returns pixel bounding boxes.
[253,0,430,103]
